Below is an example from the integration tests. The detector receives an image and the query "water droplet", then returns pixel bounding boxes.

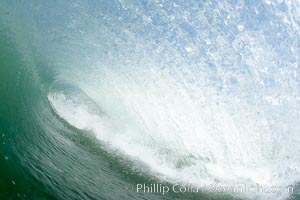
[12,180,15,185]
[237,24,244,31]
[4,156,8,160]
[265,0,271,5]
[185,46,193,53]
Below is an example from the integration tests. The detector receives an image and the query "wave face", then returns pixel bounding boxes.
[1,0,300,200]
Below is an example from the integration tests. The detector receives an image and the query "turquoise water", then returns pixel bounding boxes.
[1,1,300,200]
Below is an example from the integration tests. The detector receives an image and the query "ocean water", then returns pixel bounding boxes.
[1,0,300,200]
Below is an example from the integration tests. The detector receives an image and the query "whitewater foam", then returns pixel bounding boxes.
[44,1,300,199]
[48,71,300,200]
